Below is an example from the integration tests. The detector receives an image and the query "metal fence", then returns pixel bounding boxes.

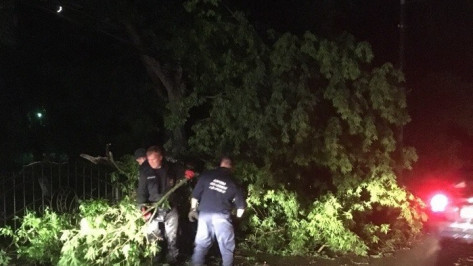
[0,161,119,230]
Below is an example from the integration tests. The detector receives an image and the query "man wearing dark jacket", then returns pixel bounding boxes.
[188,156,246,266]
[137,145,179,263]
[134,148,147,166]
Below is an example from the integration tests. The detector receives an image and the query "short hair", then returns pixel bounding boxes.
[134,148,146,159]
[146,145,164,156]
[220,155,232,167]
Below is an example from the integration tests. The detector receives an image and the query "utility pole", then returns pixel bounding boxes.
[399,0,406,73]
[397,0,407,179]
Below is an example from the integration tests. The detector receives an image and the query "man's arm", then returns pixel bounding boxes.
[191,174,206,203]
[188,197,199,222]
[189,175,205,222]
[136,169,149,205]
[234,185,246,218]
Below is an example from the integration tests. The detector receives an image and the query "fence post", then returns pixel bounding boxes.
[95,167,98,198]
[58,163,62,189]
[67,162,70,188]
[22,170,26,217]
[2,174,6,228]
[75,162,78,199]
[41,165,45,209]
[105,170,107,200]
[2,161,118,229]
[32,166,36,215]
[49,163,53,209]
[115,186,119,202]
[90,166,93,198]
[13,173,16,230]
[82,164,86,200]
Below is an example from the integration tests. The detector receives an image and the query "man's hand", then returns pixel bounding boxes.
[188,208,199,222]
[236,209,244,218]
[185,169,195,180]
[141,206,152,221]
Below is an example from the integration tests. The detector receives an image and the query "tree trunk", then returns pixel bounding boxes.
[124,23,186,155]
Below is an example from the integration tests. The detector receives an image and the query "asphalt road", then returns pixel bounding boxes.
[369,233,473,266]
[369,234,440,266]
[234,233,473,266]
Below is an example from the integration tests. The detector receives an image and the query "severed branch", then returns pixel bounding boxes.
[80,143,127,175]
[79,154,110,165]
[142,170,196,223]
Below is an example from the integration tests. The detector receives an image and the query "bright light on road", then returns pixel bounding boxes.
[430,194,448,212]
[57,6,63,13]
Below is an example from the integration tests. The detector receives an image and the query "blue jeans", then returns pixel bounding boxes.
[192,212,235,266]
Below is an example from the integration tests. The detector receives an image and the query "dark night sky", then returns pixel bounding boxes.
[238,0,473,80]
[1,0,473,172]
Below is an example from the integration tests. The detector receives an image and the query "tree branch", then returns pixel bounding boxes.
[80,144,126,176]
[124,23,172,99]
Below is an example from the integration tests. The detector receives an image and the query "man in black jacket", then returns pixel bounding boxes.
[137,145,179,263]
[134,148,147,166]
[188,156,246,266]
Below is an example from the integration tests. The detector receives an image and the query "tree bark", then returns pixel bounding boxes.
[124,23,186,155]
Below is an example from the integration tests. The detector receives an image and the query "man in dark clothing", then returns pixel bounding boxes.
[188,157,246,266]
[137,145,179,263]
[134,148,147,166]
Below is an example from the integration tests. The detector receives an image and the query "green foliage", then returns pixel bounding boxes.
[179,0,423,257]
[110,155,140,197]
[2,0,425,259]
[182,8,415,183]
[0,197,158,265]
[0,152,193,265]
[244,185,306,255]
[244,185,368,256]
[298,194,368,256]
[337,170,424,253]
[241,167,424,256]
[59,197,156,266]
[0,209,73,265]
[0,248,12,266]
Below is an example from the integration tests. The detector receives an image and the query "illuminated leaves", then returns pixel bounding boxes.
[0,209,72,265]
[301,194,368,255]
[0,249,11,266]
[186,14,414,187]
[0,197,158,266]
[181,2,422,255]
[244,185,307,255]
[245,185,369,256]
[59,197,156,266]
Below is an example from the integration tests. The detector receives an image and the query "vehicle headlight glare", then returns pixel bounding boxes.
[430,194,448,212]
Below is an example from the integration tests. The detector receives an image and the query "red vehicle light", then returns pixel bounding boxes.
[430,193,449,212]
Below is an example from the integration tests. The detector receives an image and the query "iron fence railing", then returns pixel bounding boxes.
[0,161,120,230]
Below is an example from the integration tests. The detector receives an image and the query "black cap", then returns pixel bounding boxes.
[134,148,146,159]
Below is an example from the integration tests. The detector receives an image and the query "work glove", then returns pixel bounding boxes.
[236,209,244,218]
[185,169,195,180]
[141,206,152,222]
[188,208,199,222]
